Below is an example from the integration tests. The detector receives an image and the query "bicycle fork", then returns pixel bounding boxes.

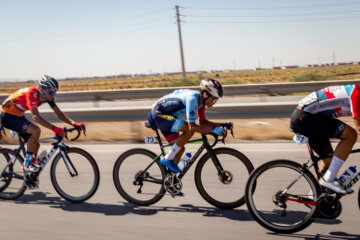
[59,147,78,177]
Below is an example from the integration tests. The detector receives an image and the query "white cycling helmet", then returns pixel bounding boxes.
[200,78,223,98]
[39,75,59,91]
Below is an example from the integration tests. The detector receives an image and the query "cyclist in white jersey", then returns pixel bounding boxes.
[290,84,360,194]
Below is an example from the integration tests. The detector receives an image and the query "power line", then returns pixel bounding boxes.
[186,15,360,24]
[185,9,360,18]
[186,1,360,10]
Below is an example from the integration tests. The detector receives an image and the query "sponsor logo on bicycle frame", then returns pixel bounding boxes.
[39,147,57,169]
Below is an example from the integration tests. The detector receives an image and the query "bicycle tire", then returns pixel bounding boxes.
[0,148,26,200]
[245,159,320,234]
[113,148,166,206]
[50,147,100,203]
[194,147,254,209]
[358,186,360,210]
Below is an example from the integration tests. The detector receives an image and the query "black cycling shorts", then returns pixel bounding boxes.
[0,112,32,141]
[290,108,345,158]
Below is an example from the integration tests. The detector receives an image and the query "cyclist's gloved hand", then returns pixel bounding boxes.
[52,126,64,136]
[211,126,225,136]
[220,121,233,129]
[74,122,86,132]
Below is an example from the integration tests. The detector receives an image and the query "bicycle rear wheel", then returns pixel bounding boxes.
[50,147,100,203]
[195,147,254,209]
[0,148,26,200]
[245,160,320,234]
[113,148,166,206]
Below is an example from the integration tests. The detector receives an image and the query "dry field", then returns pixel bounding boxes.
[1,65,360,94]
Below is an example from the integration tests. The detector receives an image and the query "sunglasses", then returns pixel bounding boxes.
[48,90,56,96]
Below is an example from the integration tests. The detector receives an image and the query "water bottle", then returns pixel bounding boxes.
[178,152,191,171]
[37,150,47,163]
[339,166,357,186]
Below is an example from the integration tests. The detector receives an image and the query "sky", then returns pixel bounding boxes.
[1,0,360,81]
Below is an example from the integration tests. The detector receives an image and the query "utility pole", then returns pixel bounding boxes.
[175,5,186,78]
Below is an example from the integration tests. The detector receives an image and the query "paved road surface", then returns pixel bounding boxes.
[1,142,359,240]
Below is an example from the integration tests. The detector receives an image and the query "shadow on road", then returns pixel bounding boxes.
[13,191,252,221]
[12,191,349,232]
[268,231,360,240]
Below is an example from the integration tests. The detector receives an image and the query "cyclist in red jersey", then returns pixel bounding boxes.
[0,75,85,172]
[290,84,360,194]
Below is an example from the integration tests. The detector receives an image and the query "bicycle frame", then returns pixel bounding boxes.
[1,134,77,179]
[140,127,225,180]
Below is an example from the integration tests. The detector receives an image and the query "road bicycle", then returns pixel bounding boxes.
[113,122,254,209]
[245,132,360,234]
[0,127,100,203]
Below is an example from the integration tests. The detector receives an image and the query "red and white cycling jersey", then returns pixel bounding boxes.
[299,84,360,118]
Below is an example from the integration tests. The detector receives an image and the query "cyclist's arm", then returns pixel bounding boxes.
[30,108,57,130]
[353,117,360,135]
[188,121,213,133]
[199,118,221,128]
[51,105,75,125]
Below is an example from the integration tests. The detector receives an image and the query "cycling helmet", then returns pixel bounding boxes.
[39,75,59,91]
[200,78,223,98]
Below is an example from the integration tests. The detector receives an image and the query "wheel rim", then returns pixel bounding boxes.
[115,152,165,204]
[247,162,318,232]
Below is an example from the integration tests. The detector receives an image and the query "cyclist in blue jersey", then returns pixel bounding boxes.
[148,79,233,173]
[290,84,360,194]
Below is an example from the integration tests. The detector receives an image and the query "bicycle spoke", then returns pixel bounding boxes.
[113,149,166,206]
[246,160,319,234]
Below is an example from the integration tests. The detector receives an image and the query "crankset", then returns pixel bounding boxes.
[317,196,342,219]
[24,172,39,189]
[163,174,182,195]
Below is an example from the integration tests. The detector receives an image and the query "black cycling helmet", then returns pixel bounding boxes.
[200,78,223,98]
[39,75,59,91]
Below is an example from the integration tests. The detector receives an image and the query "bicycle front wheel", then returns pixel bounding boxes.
[195,147,254,209]
[50,147,100,203]
[245,160,320,234]
[113,148,166,206]
[0,148,26,200]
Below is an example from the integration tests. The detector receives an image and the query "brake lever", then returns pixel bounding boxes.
[221,130,228,145]
[230,129,234,137]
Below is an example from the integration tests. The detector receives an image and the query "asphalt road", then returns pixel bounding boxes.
[0,142,359,240]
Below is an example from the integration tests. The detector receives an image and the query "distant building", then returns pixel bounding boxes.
[272,66,281,70]
[281,65,299,69]
[254,67,264,71]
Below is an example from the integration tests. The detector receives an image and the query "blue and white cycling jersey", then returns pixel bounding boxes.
[152,89,206,122]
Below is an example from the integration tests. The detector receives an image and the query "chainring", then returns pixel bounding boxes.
[163,174,182,195]
[317,196,342,219]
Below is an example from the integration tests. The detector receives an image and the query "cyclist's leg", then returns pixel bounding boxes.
[323,125,357,182]
[290,109,348,193]
[25,123,40,153]
[150,111,184,172]
[172,122,194,163]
